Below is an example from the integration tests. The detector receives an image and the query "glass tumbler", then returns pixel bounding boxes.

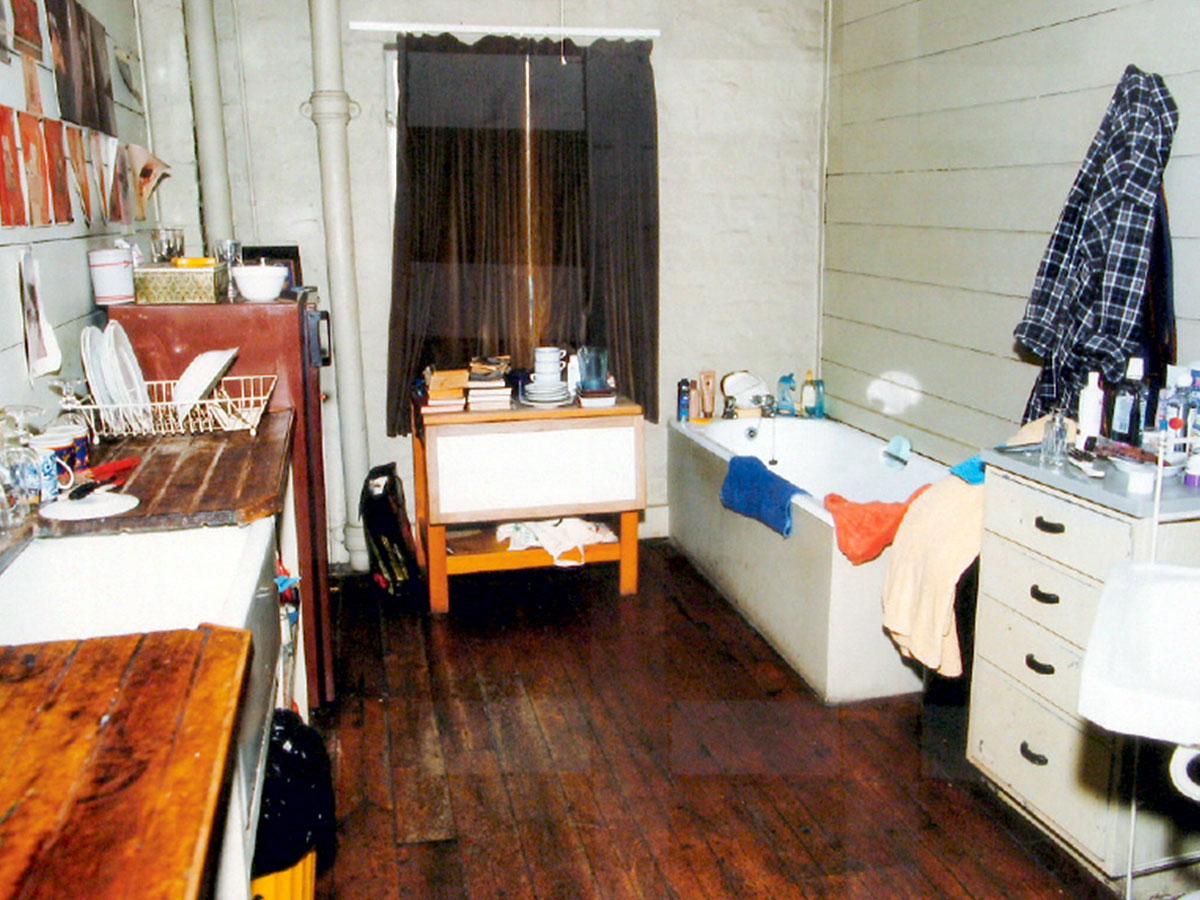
[1040,407,1067,468]
[151,226,185,262]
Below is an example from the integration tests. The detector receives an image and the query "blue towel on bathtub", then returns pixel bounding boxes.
[720,455,809,537]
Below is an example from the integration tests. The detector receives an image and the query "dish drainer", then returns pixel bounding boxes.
[77,374,276,437]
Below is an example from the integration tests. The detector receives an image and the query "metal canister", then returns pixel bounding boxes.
[677,378,690,422]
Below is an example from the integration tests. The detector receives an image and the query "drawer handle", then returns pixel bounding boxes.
[1020,741,1049,766]
[1034,515,1065,534]
[1025,653,1055,676]
[1029,584,1060,605]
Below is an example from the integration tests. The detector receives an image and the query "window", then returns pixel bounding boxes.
[385,35,659,434]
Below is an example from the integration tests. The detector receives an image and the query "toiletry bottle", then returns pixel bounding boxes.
[800,370,818,418]
[777,373,796,416]
[1076,371,1104,449]
[811,376,825,418]
[676,378,690,422]
[1106,357,1145,446]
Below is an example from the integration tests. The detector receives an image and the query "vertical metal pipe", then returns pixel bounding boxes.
[307,0,370,570]
[182,0,234,243]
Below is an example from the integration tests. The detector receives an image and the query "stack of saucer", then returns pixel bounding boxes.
[522,377,571,407]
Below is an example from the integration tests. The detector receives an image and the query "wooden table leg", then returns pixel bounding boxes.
[427,524,450,614]
[618,510,639,595]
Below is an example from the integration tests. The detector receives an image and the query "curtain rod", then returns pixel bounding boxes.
[349,21,660,40]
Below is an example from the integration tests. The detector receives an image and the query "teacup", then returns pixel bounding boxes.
[529,371,562,384]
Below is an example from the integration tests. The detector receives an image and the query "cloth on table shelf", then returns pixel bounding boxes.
[496,517,617,567]
[719,455,809,537]
[881,476,984,677]
[824,485,930,565]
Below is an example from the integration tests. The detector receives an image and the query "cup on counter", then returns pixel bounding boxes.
[88,247,135,305]
[151,226,185,263]
[29,435,75,503]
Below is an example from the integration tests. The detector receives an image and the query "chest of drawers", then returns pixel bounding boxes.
[969,458,1200,890]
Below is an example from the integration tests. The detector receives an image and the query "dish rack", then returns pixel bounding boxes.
[78,374,277,437]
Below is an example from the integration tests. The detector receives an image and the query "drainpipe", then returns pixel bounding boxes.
[182,0,233,242]
[306,0,370,571]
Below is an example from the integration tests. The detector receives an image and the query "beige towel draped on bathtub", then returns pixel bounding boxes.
[880,477,983,676]
[880,416,1062,676]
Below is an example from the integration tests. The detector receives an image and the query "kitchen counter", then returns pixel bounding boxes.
[0,625,251,900]
[35,409,294,538]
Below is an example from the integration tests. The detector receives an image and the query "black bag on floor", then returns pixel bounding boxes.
[252,709,337,877]
[359,462,419,597]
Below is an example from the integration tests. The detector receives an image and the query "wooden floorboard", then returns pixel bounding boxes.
[314,539,1108,900]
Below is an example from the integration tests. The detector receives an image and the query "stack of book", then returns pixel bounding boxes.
[466,380,513,411]
[464,355,512,411]
[420,367,468,414]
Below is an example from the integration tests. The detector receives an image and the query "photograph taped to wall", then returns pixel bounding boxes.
[0,107,27,226]
[42,119,72,223]
[17,112,51,226]
[21,52,42,115]
[65,124,91,225]
[0,2,10,64]
[11,0,42,58]
[46,0,83,125]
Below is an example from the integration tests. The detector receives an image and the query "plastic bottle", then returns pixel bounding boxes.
[676,378,690,422]
[1106,357,1145,446]
[1159,370,1192,454]
[776,373,796,416]
[800,370,819,418]
[1076,371,1104,449]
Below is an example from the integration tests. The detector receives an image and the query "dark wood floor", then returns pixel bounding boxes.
[313,540,1108,899]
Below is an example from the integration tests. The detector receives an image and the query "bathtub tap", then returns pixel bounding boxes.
[722,396,738,419]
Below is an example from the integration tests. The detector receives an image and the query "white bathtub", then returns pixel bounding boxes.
[668,416,946,703]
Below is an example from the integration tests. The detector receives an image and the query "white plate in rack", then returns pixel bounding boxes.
[173,348,239,421]
[103,321,153,428]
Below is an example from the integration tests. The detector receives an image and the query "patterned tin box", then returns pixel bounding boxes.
[133,263,230,304]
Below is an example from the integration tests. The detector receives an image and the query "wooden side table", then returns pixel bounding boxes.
[412,399,646,613]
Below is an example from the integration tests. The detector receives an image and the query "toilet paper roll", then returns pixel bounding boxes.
[1169,745,1200,804]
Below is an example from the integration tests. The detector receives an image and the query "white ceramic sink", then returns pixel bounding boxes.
[0,518,276,645]
[0,518,281,900]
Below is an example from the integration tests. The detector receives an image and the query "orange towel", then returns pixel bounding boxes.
[824,485,930,565]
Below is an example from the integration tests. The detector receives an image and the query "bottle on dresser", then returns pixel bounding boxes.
[1076,371,1105,449]
[1104,357,1148,446]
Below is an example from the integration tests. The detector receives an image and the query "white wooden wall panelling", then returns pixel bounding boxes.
[838,1,1200,124]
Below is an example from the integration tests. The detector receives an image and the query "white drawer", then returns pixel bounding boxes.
[979,534,1102,648]
[975,595,1084,718]
[984,472,1132,578]
[968,659,1114,867]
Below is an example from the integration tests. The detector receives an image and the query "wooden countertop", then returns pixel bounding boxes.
[0,625,251,900]
[421,396,642,426]
[35,410,294,538]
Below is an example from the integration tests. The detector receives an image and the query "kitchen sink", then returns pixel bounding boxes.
[0,518,281,900]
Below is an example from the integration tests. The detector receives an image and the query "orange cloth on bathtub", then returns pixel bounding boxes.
[823,485,930,565]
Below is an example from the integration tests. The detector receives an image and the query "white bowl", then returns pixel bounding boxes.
[232,264,288,301]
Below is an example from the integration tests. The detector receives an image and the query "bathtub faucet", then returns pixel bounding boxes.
[760,395,777,418]
[722,396,738,419]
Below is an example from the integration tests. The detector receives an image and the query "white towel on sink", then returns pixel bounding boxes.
[497,517,616,567]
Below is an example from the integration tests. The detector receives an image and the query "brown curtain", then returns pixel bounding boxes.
[584,40,659,423]
[386,34,658,435]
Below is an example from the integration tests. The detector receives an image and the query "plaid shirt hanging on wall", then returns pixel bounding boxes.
[1014,65,1178,423]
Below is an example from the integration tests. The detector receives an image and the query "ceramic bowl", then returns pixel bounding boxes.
[231,264,288,302]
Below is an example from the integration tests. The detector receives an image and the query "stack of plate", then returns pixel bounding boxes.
[521,377,571,407]
[80,322,153,430]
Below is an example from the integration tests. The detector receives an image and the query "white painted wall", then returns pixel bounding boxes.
[0,0,155,419]
[138,0,829,539]
[824,0,1200,464]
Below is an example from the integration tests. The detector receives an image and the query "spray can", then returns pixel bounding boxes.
[677,378,690,422]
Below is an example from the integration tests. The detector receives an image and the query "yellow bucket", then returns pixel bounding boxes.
[249,848,316,900]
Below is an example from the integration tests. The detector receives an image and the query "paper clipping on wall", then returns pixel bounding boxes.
[20,248,62,380]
